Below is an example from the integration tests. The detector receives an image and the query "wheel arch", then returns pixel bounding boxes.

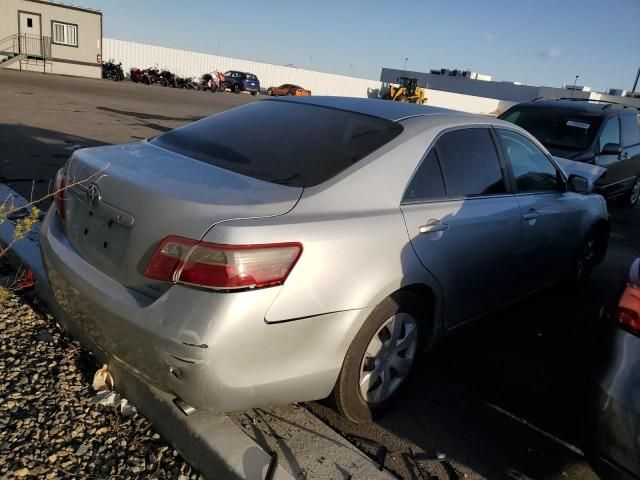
[394,282,441,350]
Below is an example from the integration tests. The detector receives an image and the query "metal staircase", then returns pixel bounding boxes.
[0,34,52,72]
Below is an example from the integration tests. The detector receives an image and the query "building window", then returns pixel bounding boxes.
[52,21,77,46]
[27,18,33,28]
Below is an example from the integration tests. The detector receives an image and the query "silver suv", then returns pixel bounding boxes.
[40,98,610,423]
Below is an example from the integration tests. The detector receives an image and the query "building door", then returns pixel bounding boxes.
[18,12,42,56]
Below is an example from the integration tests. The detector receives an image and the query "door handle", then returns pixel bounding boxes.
[419,219,449,234]
[522,210,539,221]
[619,152,630,160]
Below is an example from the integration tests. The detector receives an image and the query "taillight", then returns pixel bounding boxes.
[53,168,66,220]
[144,236,302,290]
[616,307,640,335]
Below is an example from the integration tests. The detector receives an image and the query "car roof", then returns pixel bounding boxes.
[271,96,467,121]
[508,98,637,116]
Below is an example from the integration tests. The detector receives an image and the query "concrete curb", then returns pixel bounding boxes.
[0,184,293,480]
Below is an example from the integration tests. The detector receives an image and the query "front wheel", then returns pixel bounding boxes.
[623,177,640,208]
[251,91,257,96]
[332,292,424,423]
[233,84,240,94]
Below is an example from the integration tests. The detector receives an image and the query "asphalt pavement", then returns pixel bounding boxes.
[1,69,638,479]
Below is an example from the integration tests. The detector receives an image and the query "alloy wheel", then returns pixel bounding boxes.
[630,178,640,206]
[575,237,596,287]
[359,313,418,404]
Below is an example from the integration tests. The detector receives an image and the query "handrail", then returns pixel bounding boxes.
[0,33,51,60]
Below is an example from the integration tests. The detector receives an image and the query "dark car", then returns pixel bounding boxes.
[223,70,260,95]
[499,99,640,207]
[587,258,640,479]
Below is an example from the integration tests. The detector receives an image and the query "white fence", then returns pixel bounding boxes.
[103,38,516,115]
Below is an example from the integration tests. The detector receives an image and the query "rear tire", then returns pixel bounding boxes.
[332,291,424,423]
[233,84,240,94]
[251,91,257,96]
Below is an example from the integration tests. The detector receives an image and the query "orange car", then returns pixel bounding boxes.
[267,84,311,96]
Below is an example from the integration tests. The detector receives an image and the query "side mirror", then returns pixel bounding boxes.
[601,142,622,155]
[567,174,590,194]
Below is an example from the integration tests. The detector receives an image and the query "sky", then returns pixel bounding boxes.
[79,0,639,93]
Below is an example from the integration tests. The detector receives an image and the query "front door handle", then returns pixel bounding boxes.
[419,219,449,234]
[522,210,539,221]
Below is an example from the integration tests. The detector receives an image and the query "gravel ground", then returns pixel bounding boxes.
[0,259,202,479]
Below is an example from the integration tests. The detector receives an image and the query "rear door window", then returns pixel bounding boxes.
[403,149,446,202]
[498,129,561,193]
[598,117,621,151]
[152,101,403,188]
[435,128,507,197]
[621,114,640,147]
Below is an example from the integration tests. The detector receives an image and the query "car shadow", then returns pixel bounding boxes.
[0,123,108,205]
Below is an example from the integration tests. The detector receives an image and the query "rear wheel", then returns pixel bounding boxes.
[251,91,257,96]
[267,88,273,96]
[159,78,168,87]
[332,292,424,423]
[233,84,240,94]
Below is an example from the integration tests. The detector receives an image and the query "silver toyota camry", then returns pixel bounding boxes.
[40,97,610,423]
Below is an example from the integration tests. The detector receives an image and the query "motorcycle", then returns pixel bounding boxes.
[102,59,124,81]
[158,69,178,88]
[176,76,199,89]
[199,71,225,92]
[130,67,144,83]
[142,66,160,85]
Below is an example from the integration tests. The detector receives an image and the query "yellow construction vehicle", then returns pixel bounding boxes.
[382,77,427,104]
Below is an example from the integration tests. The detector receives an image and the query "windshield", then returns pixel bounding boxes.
[500,107,602,152]
[151,101,403,187]
[245,74,258,80]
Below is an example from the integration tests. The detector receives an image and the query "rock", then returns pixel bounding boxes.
[14,467,29,477]
[75,444,89,456]
[47,454,57,463]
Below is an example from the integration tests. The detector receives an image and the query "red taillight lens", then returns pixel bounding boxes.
[616,307,640,335]
[53,168,66,220]
[144,236,302,290]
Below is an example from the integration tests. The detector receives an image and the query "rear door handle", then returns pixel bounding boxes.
[419,220,449,234]
[522,210,539,221]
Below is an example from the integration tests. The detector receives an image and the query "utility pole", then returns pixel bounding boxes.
[403,57,408,73]
[217,38,220,56]
[348,63,353,76]
[570,75,579,98]
[309,56,312,70]
[631,67,640,97]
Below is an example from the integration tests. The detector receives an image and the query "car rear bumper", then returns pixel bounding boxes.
[586,327,640,479]
[40,207,370,413]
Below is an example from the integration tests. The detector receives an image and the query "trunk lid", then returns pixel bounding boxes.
[63,141,302,296]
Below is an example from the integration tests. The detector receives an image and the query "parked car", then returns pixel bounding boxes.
[41,98,609,423]
[587,258,640,479]
[267,84,311,96]
[223,70,260,95]
[499,99,640,207]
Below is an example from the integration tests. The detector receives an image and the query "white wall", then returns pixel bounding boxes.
[103,38,516,115]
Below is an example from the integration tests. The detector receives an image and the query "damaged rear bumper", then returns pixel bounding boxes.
[40,207,370,413]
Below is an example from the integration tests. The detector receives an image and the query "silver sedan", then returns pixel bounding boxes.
[40,97,610,423]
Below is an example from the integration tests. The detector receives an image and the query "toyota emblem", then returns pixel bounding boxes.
[86,183,101,207]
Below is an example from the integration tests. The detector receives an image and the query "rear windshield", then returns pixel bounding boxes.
[151,101,403,187]
[500,107,602,151]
